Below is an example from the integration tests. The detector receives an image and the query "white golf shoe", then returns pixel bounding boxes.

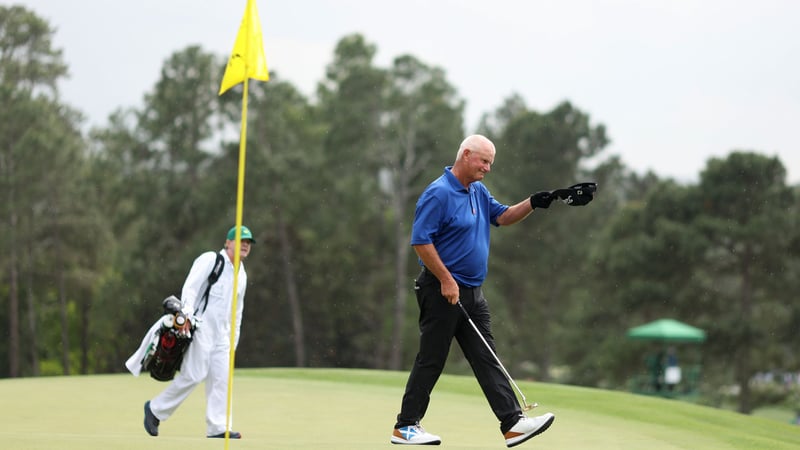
[504,412,555,447]
[391,423,441,445]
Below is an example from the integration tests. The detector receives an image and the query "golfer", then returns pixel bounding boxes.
[143,226,254,439]
[391,135,555,447]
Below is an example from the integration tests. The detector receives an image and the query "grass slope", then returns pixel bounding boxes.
[1,368,799,449]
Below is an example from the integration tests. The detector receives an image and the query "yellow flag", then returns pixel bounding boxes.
[218,0,269,95]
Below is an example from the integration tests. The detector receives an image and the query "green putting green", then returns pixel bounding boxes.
[1,368,798,449]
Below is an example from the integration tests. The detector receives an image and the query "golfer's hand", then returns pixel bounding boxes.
[530,191,554,209]
[441,278,460,305]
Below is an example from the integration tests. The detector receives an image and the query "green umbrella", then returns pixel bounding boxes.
[626,319,706,343]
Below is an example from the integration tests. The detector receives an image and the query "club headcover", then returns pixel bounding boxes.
[551,182,597,206]
[162,295,182,314]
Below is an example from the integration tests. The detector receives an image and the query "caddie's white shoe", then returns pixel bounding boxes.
[504,413,555,447]
[391,423,441,445]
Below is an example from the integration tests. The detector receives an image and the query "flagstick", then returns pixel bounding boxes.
[224,0,253,440]
[218,1,268,446]
[224,74,248,449]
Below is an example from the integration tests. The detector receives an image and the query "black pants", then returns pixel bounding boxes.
[395,268,521,434]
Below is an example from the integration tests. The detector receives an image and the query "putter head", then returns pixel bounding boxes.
[523,402,538,411]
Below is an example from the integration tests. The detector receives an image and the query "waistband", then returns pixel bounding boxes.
[420,266,480,290]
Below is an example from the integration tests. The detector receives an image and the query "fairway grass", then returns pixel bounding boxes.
[1,367,799,449]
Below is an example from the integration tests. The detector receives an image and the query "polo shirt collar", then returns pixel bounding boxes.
[444,166,469,192]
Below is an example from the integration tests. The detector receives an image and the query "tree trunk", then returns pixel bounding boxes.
[80,296,90,374]
[8,202,20,377]
[275,203,306,367]
[539,283,562,382]
[25,241,39,376]
[736,246,753,414]
[55,219,71,375]
[387,127,425,371]
[390,208,409,370]
[389,170,410,370]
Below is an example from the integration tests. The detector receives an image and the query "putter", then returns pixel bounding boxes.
[456,300,537,411]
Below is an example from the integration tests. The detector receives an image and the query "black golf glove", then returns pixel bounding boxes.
[552,182,597,206]
[530,191,554,209]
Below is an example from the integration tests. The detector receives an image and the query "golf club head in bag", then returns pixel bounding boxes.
[551,182,597,206]
[162,295,182,314]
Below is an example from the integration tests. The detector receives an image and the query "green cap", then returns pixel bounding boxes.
[227,225,255,243]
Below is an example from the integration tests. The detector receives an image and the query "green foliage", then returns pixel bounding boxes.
[0,5,110,377]
[0,5,67,89]
[583,153,800,412]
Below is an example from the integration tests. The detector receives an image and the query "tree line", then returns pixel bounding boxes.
[2,5,799,415]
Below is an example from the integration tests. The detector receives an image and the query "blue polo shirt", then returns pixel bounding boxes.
[411,166,509,287]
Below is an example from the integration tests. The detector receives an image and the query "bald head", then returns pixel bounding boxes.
[456,134,495,163]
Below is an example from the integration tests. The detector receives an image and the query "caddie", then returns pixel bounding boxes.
[142,225,255,439]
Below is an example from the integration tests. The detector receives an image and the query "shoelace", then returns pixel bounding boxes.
[398,423,426,440]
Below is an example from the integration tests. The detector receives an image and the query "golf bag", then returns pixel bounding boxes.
[141,296,195,382]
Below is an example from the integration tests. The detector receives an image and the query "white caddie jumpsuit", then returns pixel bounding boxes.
[148,249,246,436]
